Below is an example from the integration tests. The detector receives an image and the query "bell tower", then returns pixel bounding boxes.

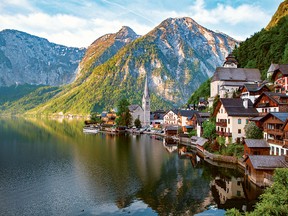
[142,76,150,126]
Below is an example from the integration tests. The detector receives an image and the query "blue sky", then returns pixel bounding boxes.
[0,0,283,47]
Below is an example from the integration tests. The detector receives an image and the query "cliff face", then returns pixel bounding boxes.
[28,17,238,115]
[266,0,288,29]
[0,29,86,87]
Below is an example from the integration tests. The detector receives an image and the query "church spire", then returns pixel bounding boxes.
[144,75,149,98]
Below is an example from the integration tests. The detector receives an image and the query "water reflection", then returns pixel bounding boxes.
[0,118,262,215]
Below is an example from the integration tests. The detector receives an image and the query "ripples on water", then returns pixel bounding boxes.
[0,118,262,215]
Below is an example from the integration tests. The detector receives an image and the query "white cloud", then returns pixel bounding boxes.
[0,0,279,47]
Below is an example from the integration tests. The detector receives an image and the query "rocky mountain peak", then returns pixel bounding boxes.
[116,26,139,40]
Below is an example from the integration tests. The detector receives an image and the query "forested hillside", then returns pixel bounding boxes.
[233,16,288,79]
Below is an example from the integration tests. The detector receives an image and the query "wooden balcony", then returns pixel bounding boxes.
[216,131,232,137]
[216,121,227,127]
[257,102,270,108]
[267,139,283,146]
[265,129,283,136]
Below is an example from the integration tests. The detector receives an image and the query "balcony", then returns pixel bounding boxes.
[267,139,283,145]
[216,131,232,137]
[216,121,227,127]
[265,129,283,136]
[257,103,270,108]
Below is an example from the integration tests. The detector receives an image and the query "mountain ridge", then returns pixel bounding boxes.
[25,16,238,115]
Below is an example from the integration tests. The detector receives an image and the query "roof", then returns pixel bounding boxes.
[260,112,288,123]
[254,92,288,106]
[241,83,269,92]
[191,136,208,146]
[271,64,288,80]
[179,110,196,117]
[220,98,259,117]
[211,67,261,82]
[128,104,142,112]
[246,155,288,170]
[245,139,270,148]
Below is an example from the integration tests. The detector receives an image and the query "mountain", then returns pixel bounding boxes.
[0,29,86,87]
[266,0,288,29]
[26,17,238,115]
[75,26,140,84]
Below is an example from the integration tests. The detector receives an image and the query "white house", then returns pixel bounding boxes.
[163,110,179,125]
[214,98,259,143]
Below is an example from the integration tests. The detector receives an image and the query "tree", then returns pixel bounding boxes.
[134,118,142,128]
[226,168,288,216]
[116,98,132,127]
[244,122,263,139]
[202,120,216,141]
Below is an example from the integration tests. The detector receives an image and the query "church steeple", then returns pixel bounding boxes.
[223,53,238,68]
[142,76,150,126]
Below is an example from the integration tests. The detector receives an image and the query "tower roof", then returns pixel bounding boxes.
[223,53,238,67]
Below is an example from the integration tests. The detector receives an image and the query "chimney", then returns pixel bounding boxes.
[243,98,249,109]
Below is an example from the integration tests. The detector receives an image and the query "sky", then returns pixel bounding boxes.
[0,0,283,48]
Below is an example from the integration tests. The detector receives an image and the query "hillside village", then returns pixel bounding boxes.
[96,53,288,187]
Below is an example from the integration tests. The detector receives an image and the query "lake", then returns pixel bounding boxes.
[0,118,262,215]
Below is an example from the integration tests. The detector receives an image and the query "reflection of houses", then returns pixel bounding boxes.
[244,155,288,187]
[163,137,178,153]
[260,112,288,155]
[253,92,288,116]
[211,176,245,205]
[244,139,270,157]
[213,98,258,143]
[163,109,179,125]
[239,83,270,104]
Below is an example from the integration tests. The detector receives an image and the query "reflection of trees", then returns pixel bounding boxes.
[136,156,212,215]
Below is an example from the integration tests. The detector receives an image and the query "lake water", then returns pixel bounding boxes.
[0,118,263,215]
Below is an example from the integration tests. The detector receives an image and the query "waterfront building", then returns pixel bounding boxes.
[244,155,288,187]
[260,112,288,155]
[213,98,258,143]
[163,109,179,126]
[244,139,270,157]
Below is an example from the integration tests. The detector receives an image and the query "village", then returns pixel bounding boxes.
[85,54,288,188]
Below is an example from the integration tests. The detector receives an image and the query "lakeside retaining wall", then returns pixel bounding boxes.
[204,150,238,164]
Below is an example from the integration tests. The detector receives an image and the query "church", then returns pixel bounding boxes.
[128,76,150,127]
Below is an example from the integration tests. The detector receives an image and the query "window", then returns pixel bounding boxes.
[238,129,241,134]
[246,119,248,124]
[228,119,230,124]
[237,191,241,196]
[238,119,241,124]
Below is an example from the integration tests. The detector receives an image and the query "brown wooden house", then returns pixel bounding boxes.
[244,139,270,157]
[244,155,288,187]
[280,119,288,156]
[253,92,288,116]
[239,83,270,104]
[271,64,288,94]
[260,112,288,155]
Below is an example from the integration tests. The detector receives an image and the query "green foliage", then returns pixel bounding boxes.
[233,16,288,79]
[90,113,101,124]
[188,129,197,138]
[116,98,132,127]
[226,168,288,216]
[187,78,210,105]
[244,122,263,139]
[134,118,142,128]
[202,120,216,141]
